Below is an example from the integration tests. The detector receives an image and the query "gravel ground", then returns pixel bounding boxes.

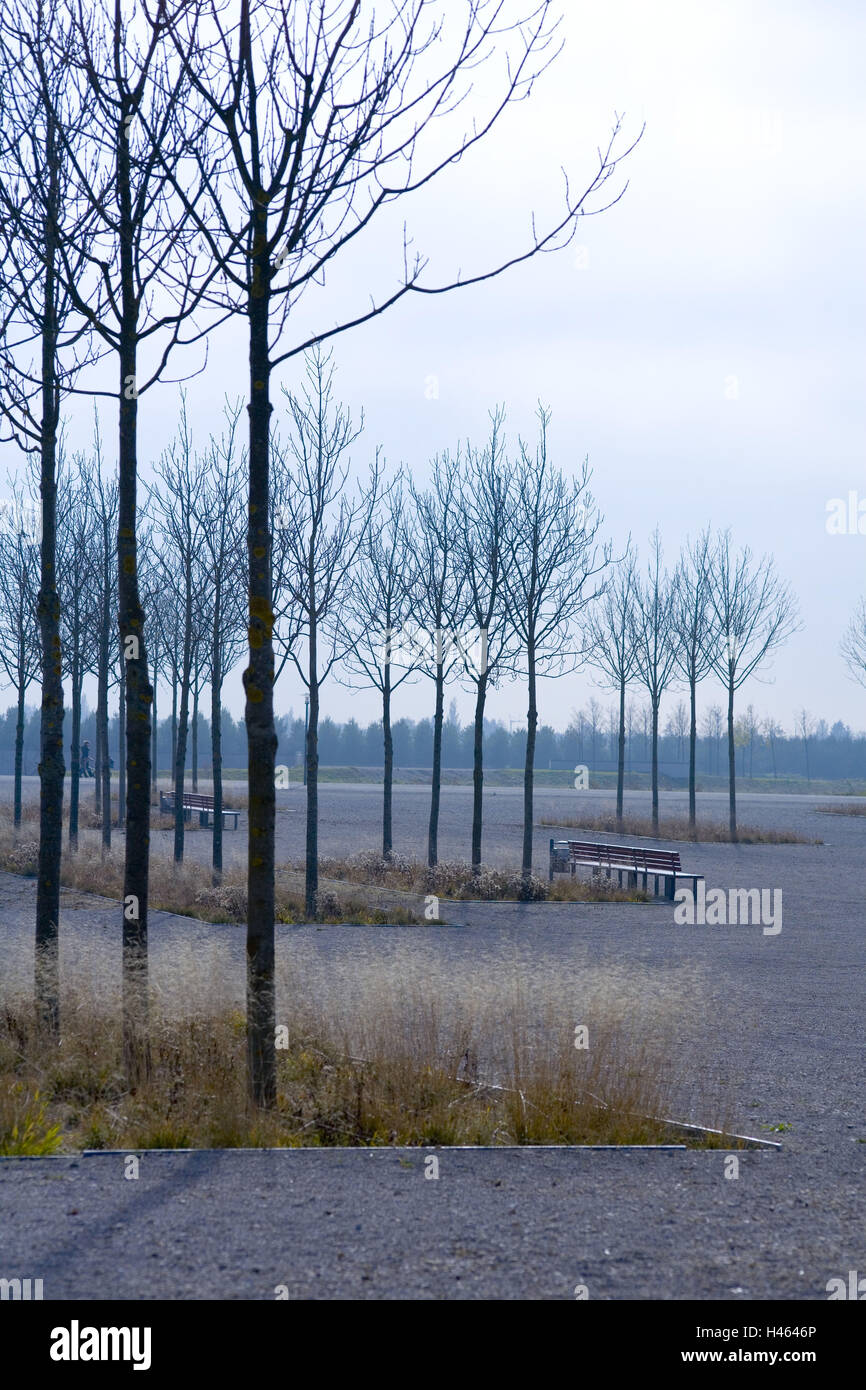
[0,784,864,1300]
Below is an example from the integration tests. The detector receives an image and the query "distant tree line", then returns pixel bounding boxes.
[2,700,864,784]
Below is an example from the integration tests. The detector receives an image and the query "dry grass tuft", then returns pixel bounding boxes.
[540,812,815,845]
[547,876,650,903]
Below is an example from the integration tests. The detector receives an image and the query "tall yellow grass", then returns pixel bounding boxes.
[1,943,726,1151]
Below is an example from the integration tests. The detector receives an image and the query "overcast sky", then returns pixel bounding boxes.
[3,0,865,738]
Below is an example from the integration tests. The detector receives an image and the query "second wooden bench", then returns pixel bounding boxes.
[159,791,239,830]
[549,838,703,899]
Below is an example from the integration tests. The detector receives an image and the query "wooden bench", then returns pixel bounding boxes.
[159,791,239,830]
[549,838,703,900]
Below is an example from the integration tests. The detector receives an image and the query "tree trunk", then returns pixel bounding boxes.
[170,654,177,777]
[14,679,26,829]
[173,658,191,863]
[616,675,626,826]
[651,696,659,834]
[173,555,193,863]
[118,657,126,823]
[99,661,110,853]
[93,678,102,814]
[427,663,445,868]
[117,101,152,1082]
[69,651,82,852]
[151,643,158,798]
[96,549,110,842]
[211,617,223,884]
[305,606,319,918]
[35,119,63,1034]
[192,673,199,791]
[382,663,393,860]
[471,671,488,871]
[522,640,538,882]
[727,679,737,841]
[244,247,277,1108]
[688,673,697,830]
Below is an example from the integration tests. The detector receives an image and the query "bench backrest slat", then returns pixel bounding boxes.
[160,792,221,811]
[553,839,681,872]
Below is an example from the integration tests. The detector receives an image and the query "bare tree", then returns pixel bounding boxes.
[138,526,164,803]
[586,697,604,768]
[742,702,760,778]
[273,348,379,916]
[568,706,586,764]
[585,543,638,824]
[502,406,607,882]
[701,703,724,776]
[190,654,203,792]
[633,530,678,835]
[456,408,517,869]
[664,700,689,761]
[340,473,420,861]
[144,572,183,801]
[706,530,800,839]
[24,0,223,1082]
[409,453,471,868]
[83,425,119,853]
[161,0,639,1105]
[796,708,814,786]
[625,698,639,772]
[606,703,617,763]
[671,528,716,828]
[0,482,41,825]
[58,460,99,850]
[640,702,651,761]
[148,399,211,864]
[762,713,782,779]
[841,598,866,691]
[191,404,246,882]
[0,0,101,1031]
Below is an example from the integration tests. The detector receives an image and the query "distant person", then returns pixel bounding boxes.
[80,741,92,778]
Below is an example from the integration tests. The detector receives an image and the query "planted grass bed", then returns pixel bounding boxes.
[0,809,646,921]
[0,972,732,1154]
[539,812,815,845]
[317,851,648,903]
[0,824,425,925]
